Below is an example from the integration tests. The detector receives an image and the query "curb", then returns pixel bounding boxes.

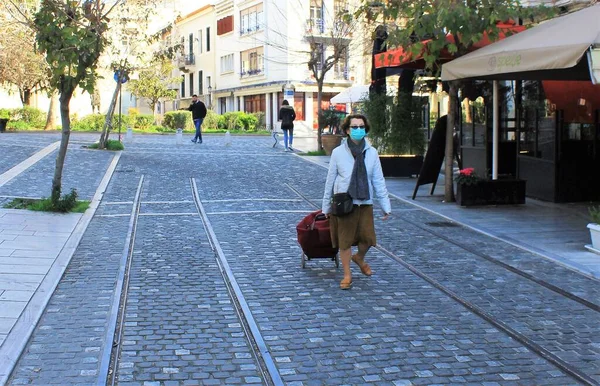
[0,151,121,385]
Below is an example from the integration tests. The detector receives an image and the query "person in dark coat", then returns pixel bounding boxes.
[187,94,207,143]
[278,100,296,151]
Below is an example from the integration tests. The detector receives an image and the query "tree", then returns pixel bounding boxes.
[304,3,360,150]
[33,0,112,205]
[0,3,49,106]
[357,0,545,202]
[96,2,179,149]
[128,60,181,114]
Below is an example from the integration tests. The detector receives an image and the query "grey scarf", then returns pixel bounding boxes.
[347,139,370,200]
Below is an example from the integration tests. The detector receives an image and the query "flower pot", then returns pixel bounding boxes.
[586,223,600,254]
[379,155,424,178]
[322,134,344,156]
[457,179,526,207]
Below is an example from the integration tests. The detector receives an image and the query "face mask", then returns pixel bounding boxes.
[350,127,366,141]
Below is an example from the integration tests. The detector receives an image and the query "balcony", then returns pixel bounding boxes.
[240,68,264,78]
[305,18,325,34]
[177,54,195,71]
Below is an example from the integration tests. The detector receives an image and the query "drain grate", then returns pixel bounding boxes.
[425,221,459,228]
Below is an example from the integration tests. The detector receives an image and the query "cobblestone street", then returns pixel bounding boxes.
[1,133,599,385]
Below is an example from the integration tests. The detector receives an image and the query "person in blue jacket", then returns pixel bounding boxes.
[322,114,391,290]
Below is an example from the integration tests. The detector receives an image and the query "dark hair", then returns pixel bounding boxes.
[192,94,198,97]
[282,100,289,105]
[340,114,370,136]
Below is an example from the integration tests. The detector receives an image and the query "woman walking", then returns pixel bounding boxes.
[322,114,391,289]
[278,100,296,151]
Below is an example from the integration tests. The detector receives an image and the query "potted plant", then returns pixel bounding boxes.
[456,168,526,207]
[320,109,345,156]
[362,91,425,177]
[0,108,10,133]
[586,206,600,253]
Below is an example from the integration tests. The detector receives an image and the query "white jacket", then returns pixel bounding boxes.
[322,138,392,215]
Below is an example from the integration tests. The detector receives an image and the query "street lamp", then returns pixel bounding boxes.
[207,85,212,109]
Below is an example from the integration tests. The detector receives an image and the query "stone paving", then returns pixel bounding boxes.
[0,132,598,385]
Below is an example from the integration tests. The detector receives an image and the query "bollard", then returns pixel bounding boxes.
[224,130,232,146]
[175,128,183,145]
[125,127,133,142]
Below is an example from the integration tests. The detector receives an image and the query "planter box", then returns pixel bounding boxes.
[322,134,344,156]
[586,223,600,254]
[457,179,526,207]
[379,155,424,178]
[0,119,8,133]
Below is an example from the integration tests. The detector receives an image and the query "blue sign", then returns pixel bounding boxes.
[114,71,128,84]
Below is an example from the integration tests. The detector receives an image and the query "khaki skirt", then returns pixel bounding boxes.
[329,205,377,250]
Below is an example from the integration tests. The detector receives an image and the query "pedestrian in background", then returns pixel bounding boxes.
[321,114,391,290]
[278,100,296,151]
[187,94,207,144]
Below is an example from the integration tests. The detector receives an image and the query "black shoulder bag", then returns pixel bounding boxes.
[331,193,354,216]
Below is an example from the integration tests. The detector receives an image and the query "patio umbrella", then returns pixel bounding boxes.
[330,85,370,104]
[441,4,600,82]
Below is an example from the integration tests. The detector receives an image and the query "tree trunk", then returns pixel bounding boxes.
[21,88,32,106]
[52,90,74,205]
[317,81,324,150]
[44,92,58,130]
[444,82,458,203]
[99,81,120,149]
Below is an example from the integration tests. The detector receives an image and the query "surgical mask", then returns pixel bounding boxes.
[350,126,366,141]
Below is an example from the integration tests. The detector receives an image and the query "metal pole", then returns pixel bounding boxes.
[492,80,499,180]
[118,78,122,142]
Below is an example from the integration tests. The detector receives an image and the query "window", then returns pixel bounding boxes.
[206,75,211,91]
[181,77,185,98]
[334,48,348,79]
[240,4,263,35]
[206,27,211,52]
[309,0,323,32]
[188,33,194,55]
[197,30,203,53]
[244,94,266,113]
[220,54,234,73]
[189,73,194,96]
[241,47,264,77]
[198,70,203,95]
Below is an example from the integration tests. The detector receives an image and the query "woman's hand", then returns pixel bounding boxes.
[382,212,390,221]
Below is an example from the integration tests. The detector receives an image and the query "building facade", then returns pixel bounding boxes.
[170,0,370,131]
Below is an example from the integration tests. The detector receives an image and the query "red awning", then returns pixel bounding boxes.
[375,23,526,69]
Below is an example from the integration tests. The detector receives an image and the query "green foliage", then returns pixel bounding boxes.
[10,107,45,128]
[237,113,259,131]
[87,139,123,150]
[357,1,547,75]
[34,1,108,96]
[0,108,10,120]
[589,206,600,224]
[163,111,193,130]
[252,112,266,131]
[6,121,34,131]
[362,91,426,155]
[5,189,82,212]
[217,112,260,131]
[106,139,124,150]
[72,114,105,131]
[128,60,181,111]
[203,110,219,130]
[304,149,326,156]
[319,110,344,134]
[133,114,154,130]
[218,112,241,130]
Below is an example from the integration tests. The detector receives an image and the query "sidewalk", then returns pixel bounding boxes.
[298,151,600,280]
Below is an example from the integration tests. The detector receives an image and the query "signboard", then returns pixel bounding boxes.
[588,47,600,85]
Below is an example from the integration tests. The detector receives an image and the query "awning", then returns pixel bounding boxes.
[375,22,526,70]
[441,4,600,81]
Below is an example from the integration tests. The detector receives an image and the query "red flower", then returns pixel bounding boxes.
[459,168,475,176]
